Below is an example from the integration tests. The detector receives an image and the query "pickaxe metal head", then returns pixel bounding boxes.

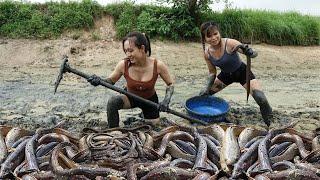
[54,55,70,94]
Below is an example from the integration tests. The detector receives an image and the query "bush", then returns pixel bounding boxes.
[108,3,199,41]
[114,3,137,38]
[0,1,319,45]
[0,0,103,38]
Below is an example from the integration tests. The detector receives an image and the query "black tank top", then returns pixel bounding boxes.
[208,39,242,73]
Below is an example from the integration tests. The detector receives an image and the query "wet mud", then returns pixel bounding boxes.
[0,35,319,134]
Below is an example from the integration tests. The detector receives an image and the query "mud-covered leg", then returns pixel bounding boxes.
[107,95,124,128]
[252,90,273,126]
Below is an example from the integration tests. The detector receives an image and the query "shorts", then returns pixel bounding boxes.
[127,92,160,119]
[217,62,256,86]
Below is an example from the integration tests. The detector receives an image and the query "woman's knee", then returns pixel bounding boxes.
[248,79,261,90]
[107,96,124,111]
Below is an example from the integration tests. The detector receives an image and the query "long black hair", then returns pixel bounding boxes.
[122,32,151,56]
[200,21,220,52]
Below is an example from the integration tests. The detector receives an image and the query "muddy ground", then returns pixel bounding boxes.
[0,17,319,134]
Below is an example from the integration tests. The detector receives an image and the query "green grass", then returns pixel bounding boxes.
[0,0,319,45]
[203,9,320,45]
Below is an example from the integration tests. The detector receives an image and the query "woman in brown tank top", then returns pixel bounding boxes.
[88,32,174,128]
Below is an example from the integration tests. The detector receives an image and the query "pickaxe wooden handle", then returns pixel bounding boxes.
[234,44,252,102]
[245,54,251,102]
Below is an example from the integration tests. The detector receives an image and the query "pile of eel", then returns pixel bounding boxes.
[0,121,319,179]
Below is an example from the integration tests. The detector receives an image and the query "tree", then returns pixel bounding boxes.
[157,0,219,24]
[158,0,219,14]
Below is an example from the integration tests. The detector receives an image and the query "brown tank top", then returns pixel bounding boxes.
[124,59,158,99]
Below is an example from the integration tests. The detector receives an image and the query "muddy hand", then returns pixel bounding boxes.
[159,99,171,112]
[199,88,211,96]
[87,74,101,86]
[159,101,169,112]
[243,44,258,58]
[199,74,216,96]
[159,86,174,112]
[235,44,258,58]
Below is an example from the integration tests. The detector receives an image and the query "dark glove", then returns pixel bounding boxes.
[159,85,174,112]
[87,74,101,86]
[243,44,258,58]
[199,74,216,96]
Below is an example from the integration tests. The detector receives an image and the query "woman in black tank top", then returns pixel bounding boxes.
[198,21,273,127]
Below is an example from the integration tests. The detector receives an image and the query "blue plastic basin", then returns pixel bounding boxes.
[185,95,230,123]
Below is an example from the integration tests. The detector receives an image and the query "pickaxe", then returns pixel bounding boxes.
[54,56,208,125]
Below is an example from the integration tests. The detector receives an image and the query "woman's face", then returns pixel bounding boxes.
[205,27,221,46]
[123,38,145,64]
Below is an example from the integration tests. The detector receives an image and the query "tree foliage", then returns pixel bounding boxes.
[157,0,218,22]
